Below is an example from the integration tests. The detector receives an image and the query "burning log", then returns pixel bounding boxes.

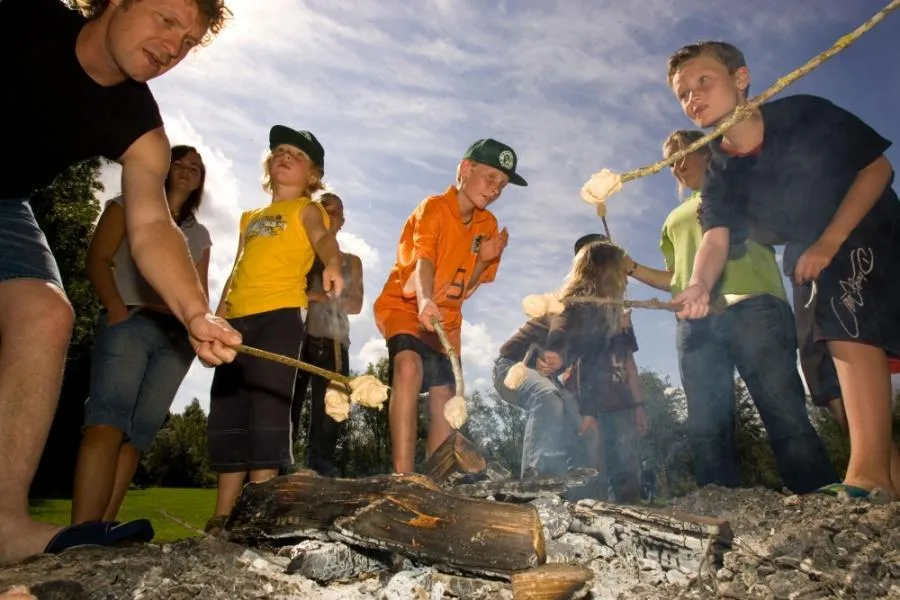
[329,478,546,577]
[510,563,593,600]
[225,472,546,578]
[568,499,733,572]
[283,540,388,583]
[422,431,487,485]
[451,470,597,502]
[224,473,435,544]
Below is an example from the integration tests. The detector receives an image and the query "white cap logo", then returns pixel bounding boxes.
[301,131,312,141]
[499,149,515,170]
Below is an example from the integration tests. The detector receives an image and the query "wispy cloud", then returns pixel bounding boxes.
[129,0,895,412]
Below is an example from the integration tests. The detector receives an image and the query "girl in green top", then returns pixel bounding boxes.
[623,130,836,493]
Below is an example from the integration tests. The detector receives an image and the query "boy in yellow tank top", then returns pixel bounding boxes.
[205,125,344,531]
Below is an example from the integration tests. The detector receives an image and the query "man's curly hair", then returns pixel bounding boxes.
[72,0,231,45]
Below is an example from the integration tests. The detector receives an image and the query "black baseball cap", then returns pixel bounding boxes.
[573,233,609,255]
[269,125,325,171]
[463,138,527,186]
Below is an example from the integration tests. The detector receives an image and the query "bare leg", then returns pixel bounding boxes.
[389,351,424,474]
[249,469,278,483]
[71,425,125,524]
[103,444,142,522]
[0,280,73,565]
[213,472,247,518]
[425,384,454,457]
[828,341,895,495]
[827,396,900,496]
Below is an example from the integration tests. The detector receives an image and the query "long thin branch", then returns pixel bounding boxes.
[564,295,727,315]
[430,318,464,397]
[235,343,351,388]
[618,0,900,185]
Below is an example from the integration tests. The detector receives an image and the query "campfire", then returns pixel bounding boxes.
[220,432,733,599]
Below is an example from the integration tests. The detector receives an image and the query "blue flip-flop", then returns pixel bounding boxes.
[815,482,872,498]
[44,519,155,553]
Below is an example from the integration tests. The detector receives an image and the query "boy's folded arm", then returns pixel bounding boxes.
[819,155,893,247]
[464,259,498,298]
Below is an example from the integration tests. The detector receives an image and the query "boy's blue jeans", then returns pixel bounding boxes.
[676,294,838,493]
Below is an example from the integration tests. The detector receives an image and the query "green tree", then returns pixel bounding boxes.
[462,390,525,475]
[144,399,215,487]
[30,159,105,496]
[636,370,694,498]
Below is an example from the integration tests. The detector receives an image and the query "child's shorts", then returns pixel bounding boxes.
[793,282,842,407]
[811,218,900,359]
[387,334,456,393]
[207,307,306,473]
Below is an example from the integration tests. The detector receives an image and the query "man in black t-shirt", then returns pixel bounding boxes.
[0,0,238,565]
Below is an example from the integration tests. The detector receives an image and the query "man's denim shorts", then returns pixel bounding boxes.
[0,197,63,288]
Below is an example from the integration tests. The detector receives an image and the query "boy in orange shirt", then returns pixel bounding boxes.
[374,139,527,473]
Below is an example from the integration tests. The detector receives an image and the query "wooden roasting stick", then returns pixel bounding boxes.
[582,0,900,204]
[235,343,352,388]
[329,297,343,374]
[430,317,464,397]
[564,295,727,315]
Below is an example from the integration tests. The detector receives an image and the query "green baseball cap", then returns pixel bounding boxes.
[269,125,325,171]
[463,138,527,186]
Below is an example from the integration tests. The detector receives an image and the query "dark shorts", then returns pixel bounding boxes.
[792,283,841,407]
[207,307,306,473]
[810,220,900,359]
[387,334,455,393]
[0,197,63,288]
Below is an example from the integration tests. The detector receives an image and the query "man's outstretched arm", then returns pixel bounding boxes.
[119,127,240,364]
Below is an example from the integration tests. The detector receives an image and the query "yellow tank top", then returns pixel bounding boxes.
[224,197,328,318]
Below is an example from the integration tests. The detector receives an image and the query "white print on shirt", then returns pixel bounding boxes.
[245,215,286,240]
[830,247,874,339]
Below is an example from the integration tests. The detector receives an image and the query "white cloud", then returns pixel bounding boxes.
[461,320,501,372]
[357,336,389,370]
[336,231,380,269]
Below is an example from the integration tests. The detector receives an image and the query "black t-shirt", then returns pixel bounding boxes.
[0,0,163,199]
[699,94,899,276]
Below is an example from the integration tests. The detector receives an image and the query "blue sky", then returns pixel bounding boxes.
[98,0,900,412]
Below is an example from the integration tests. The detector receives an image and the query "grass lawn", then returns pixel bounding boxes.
[29,487,217,543]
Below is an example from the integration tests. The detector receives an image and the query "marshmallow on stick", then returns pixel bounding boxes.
[348,374,390,410]
[580,0,899,205]
[522,293,566,319]
[429,317,468,430]
[234,344,390,420]
[324,385,351,422]
[503,346,538,391]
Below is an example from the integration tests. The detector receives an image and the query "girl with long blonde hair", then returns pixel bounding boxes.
[493,240,633,480]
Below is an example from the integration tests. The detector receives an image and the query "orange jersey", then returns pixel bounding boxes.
[374,186,501,353]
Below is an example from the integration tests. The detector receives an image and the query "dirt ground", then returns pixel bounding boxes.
[1,486,898,599]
